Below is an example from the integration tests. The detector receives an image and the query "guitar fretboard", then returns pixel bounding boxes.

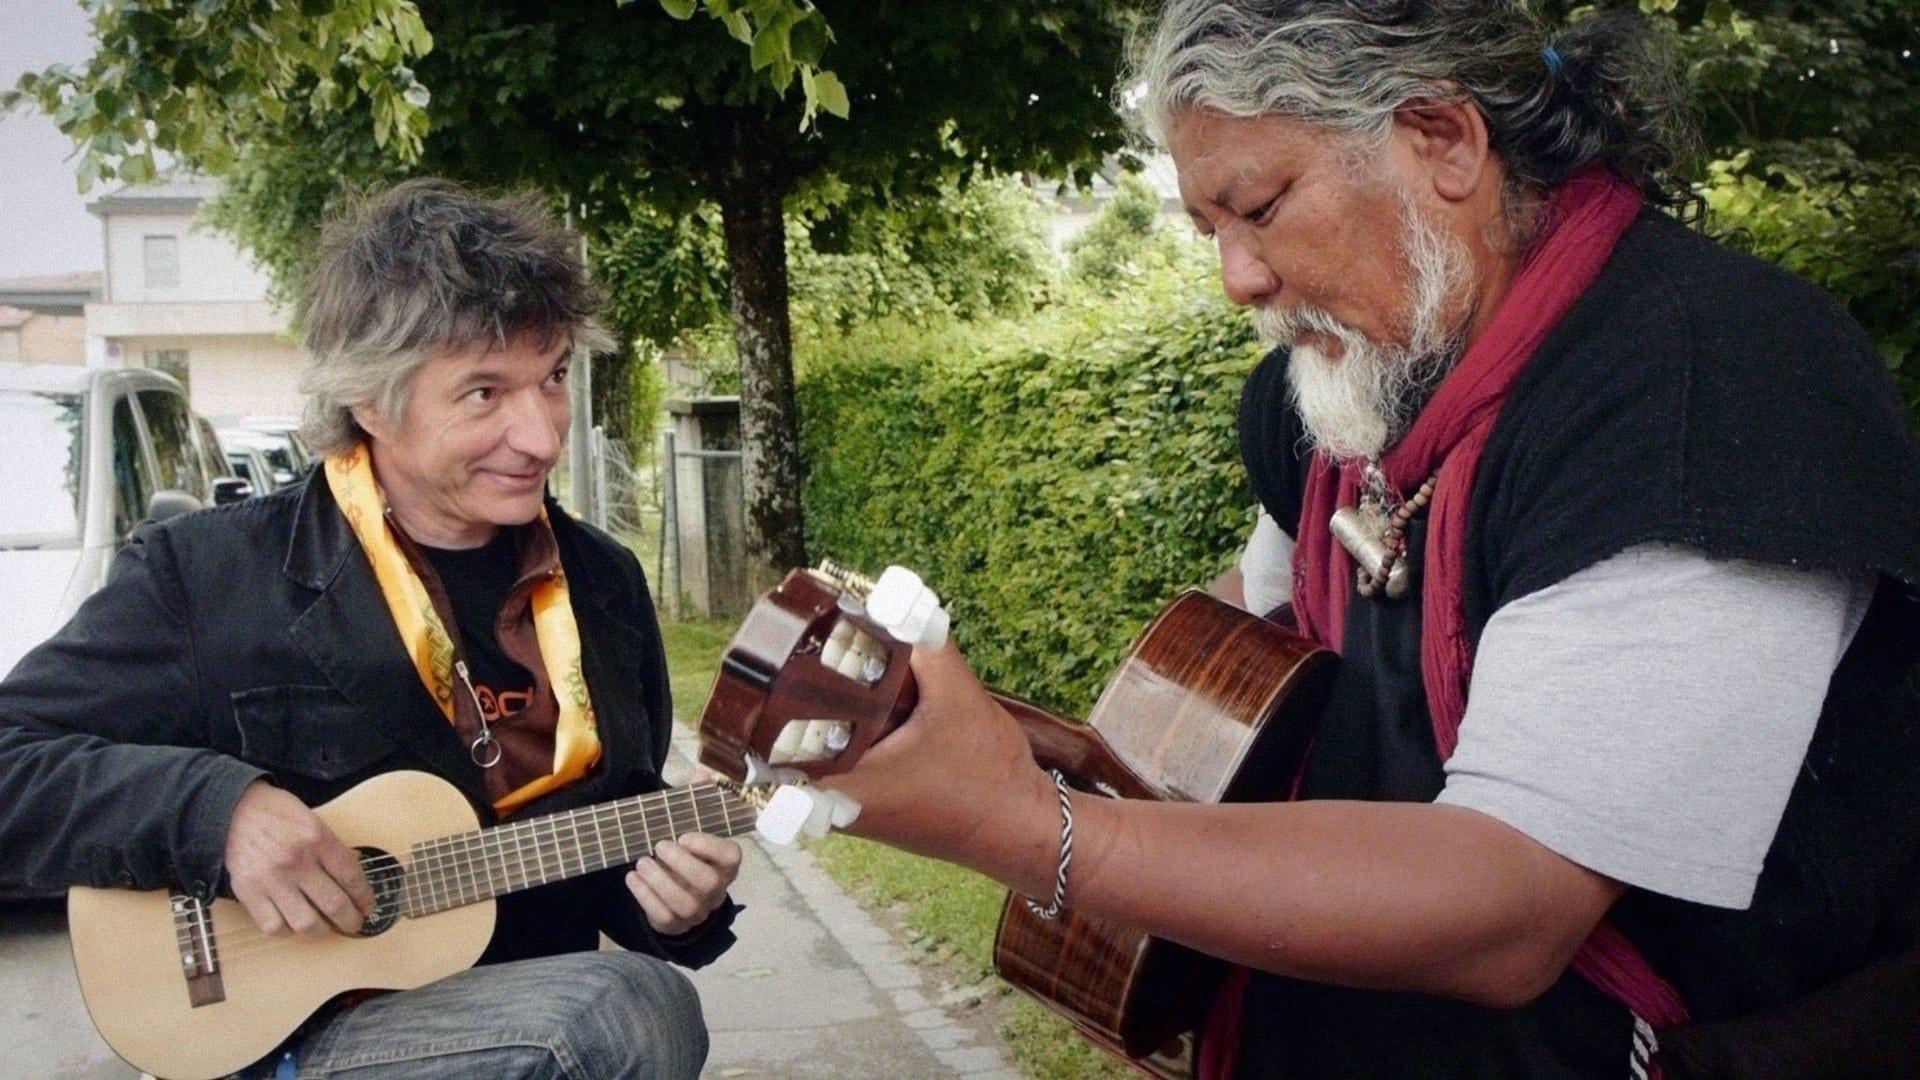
[399,783,757,917]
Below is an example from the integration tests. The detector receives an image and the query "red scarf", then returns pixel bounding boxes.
[1200,169,1686,1080]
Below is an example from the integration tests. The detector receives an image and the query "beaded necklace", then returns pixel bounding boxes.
[1328,460,1440,600]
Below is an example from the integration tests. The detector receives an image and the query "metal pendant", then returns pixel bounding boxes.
[1329,505,1413,600]
[470,732,503,769]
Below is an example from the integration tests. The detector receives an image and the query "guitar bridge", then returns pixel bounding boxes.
[172,893,226,1007]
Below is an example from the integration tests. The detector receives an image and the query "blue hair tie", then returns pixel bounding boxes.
[1542,44,1565,78]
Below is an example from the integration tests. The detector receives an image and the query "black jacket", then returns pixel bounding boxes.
[0,470,736,968]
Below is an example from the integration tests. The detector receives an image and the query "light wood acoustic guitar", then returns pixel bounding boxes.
[697,564,1335,1078]
[67,770,762,1080]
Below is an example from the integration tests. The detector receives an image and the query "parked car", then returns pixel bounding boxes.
[214,417,309,489]
[224,444,280,496]
[0,363,245,681]
[195,415,248,501]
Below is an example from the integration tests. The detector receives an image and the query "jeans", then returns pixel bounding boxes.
[238,951,708,1079]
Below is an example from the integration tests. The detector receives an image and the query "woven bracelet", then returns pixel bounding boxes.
[1024,769,1074,920]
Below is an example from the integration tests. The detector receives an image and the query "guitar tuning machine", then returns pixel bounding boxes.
[815,558,877,601]
[743,751,810,790]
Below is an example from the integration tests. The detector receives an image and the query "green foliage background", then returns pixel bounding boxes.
[798,237,1264,714]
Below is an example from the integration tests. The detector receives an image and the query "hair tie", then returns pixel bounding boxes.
[1542,44,1565,78]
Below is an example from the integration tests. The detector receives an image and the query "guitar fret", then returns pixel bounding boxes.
[535,817,553,886]
[453,830,478,907]
[563,807,585,873]
[615,799,636,866]
[549,811,569,881]
[418,834,439,907]
[399,785,756,918]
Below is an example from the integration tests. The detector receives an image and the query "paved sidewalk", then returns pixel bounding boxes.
[668,728,1022,1080]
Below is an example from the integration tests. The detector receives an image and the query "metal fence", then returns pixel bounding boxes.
[657,428,746,620]
[553,353,750,619]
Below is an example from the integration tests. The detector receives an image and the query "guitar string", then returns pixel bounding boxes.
[403,784,748,911]
[402,784,747,918]
[178,782,738,900]
[202,788,759,963]
[201,787,755,961]
[196,786,757,962]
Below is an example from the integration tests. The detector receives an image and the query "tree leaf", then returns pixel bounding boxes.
[811,69,849,118]
[750,20,791,72]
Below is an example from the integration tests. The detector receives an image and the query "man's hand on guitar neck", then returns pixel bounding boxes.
[624,768,744,938]
[224,779,377,938]
[817,642,1063,900]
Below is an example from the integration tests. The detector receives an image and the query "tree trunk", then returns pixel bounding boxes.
[716,115,806,591]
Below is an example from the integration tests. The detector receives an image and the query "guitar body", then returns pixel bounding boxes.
[991,591,1331,1076]
[68,770,495,1080]
[699,572,1334,1077]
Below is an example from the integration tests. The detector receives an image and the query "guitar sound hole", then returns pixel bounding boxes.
[355,846,403,936]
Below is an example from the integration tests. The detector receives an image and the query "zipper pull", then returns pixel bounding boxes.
[455,660,502,769]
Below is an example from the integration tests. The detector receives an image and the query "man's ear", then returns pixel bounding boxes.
[1392,94,1494,205]
[348,403,389,443]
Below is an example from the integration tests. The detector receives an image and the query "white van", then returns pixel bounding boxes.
[0,363,246,679]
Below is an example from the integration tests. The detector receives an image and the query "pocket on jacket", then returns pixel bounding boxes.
[231,684,395,781]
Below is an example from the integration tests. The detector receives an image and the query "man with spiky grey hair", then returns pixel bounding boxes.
[815,2,1920,1077]
[0,179,738,1078]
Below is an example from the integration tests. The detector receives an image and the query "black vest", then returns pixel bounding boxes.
[1233,210,1920,1078]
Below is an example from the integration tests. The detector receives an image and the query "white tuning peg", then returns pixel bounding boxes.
[866,565,950,648]
[754,784,863,846]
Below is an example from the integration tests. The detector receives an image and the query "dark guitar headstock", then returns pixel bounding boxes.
[697,563,919,784]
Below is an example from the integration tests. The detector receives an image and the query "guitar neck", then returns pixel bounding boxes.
[400,783,757,918]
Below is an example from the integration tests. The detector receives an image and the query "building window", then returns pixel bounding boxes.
[143,235,180,289]
[144,349,189,390]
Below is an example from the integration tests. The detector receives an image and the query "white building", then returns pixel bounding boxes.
[82,179,305,418]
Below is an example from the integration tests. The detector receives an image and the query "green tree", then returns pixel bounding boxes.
[1066,172,1183,285]
[9,0,1145,587]
[593,174,1053,370]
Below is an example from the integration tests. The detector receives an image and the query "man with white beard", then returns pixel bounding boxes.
[812,2,1920,1077]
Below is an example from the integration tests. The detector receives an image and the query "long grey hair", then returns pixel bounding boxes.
[1132,0,1698,222]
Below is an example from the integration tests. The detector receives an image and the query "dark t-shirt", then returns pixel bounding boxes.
[1232,209,1920,1077]
[420,533,534,725]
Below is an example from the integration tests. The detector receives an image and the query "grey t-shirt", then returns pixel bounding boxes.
[1239,521,1870,909]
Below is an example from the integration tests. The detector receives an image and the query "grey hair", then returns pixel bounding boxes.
[1132,1,1698,214]
[296,178,615,456]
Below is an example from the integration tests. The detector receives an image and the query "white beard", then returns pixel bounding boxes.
[1255,195,1471,464]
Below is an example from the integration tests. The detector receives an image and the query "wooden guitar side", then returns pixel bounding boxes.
[992,592,1332,1074]
[67,770,494,1080]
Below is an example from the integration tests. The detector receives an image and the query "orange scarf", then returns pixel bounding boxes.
[326,444,601,814]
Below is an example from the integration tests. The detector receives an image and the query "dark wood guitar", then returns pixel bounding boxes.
[697,565,1335,1077]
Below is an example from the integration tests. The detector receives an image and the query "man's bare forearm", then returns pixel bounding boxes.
[989,793,1620,1007]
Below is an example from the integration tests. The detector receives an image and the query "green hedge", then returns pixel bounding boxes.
[799,260,1265,715]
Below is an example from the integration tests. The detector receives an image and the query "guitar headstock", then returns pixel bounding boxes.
[697,561,948,785]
